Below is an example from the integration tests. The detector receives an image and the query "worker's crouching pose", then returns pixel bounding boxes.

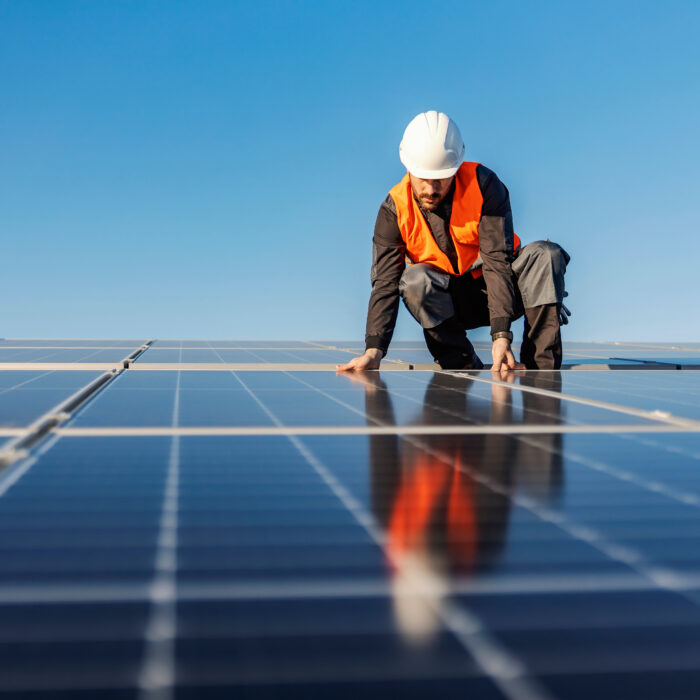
[338,110,570,374]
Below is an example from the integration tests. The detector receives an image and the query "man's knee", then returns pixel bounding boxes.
[513,240,570,308]
[518,240,569,269]
[399,264,454,329]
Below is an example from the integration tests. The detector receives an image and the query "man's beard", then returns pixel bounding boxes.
[420,195,443,210]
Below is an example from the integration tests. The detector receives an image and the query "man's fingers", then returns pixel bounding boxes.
[337,354,377,372]
[492,350,526,376]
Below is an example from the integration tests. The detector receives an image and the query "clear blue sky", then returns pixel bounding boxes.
[1,0,698,342]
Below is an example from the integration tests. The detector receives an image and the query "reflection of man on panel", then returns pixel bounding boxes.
[338,111,570,374]
[349,370,564,641]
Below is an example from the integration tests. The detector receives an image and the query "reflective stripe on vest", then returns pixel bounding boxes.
[389,161,520,276]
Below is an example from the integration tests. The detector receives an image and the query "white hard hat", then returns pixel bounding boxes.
[399,111,465,179]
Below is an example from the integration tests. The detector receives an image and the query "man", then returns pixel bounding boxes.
[338,110,569,374]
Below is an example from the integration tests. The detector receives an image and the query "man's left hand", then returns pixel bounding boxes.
[491,338,525,376]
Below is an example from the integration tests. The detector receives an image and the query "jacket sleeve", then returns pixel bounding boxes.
[364,196,406,355]
[477,165,516,336]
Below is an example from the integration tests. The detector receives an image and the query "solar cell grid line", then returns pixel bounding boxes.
[54,424,700,439]
[7,565,700,607]
[138,362,181,700]
[228,371,556,700]
[0,568,694,606]
[270,373,700,610]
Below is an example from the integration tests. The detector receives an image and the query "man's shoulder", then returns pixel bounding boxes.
[475,163,499,189]
[374,193,403,245]
[380,193,397,216]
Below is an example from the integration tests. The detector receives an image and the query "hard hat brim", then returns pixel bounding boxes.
[399,152,461,180]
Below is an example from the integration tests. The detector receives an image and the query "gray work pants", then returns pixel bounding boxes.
[398,240,570,369]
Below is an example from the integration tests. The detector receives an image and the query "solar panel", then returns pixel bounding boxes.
[0,371,105,428]
[0,339,148,348]
[0,339,699,698]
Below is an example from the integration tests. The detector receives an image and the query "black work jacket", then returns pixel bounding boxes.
[365,165,516,354]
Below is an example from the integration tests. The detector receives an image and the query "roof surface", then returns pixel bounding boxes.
[0,339,699,698]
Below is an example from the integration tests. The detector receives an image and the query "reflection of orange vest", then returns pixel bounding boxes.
[389,162,521,276]
[388,454,477,570]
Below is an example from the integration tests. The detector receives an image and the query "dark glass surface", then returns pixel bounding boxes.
[0,370,102,427]
[0,437,169,584]
[0,348,131,362]
[0,428,699,695]
[555,370,700,419]
[213,349,360,363]
[0,639,144,694]
[148,340,328,348]
[71,370,670,428]
[137,348,368,363]
[3,350,700,697]
[170,430,700,694]
[138,348,231,362]
[71,371,278,427]
[0,601,149,641]
[0,339,145,348]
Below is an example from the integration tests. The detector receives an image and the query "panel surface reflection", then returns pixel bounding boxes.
[3,364,700,697]
[70,369,671,427]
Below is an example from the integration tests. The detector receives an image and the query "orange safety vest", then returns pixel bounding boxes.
[388,161,521,276]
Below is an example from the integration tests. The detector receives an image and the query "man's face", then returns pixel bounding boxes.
[409,173,454,211]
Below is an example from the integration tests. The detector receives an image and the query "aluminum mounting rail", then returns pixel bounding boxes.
[0,369,122,470]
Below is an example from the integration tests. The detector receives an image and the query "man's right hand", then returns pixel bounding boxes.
[491,338,525,378]
[336,348,383,372]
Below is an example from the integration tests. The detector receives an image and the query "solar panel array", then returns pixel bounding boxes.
[1,338,700,698]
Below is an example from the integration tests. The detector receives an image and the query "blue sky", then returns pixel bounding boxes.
[1,0,698,342]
